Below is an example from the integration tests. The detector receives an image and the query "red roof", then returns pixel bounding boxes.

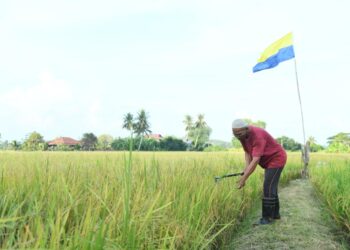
[146,134,163,140]
[48,137,80,146]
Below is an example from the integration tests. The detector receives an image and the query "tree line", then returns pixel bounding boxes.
[0,113,348,152]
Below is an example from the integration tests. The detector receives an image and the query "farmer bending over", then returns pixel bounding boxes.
[232,119,287,225]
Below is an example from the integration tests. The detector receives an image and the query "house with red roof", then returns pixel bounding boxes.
[48,137,80,149]
[145,134,163,141]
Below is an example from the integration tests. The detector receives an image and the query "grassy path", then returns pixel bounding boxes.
[228,179,349,250]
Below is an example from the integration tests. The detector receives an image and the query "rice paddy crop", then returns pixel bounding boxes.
[310,153,350,234]
[0,151,302,249]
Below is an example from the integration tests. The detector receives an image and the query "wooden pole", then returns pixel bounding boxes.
[293,58,309,178]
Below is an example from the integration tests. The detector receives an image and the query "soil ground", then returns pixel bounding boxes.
[228,179,349,250]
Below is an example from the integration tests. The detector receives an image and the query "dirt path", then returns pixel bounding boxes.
[228,179,349,250]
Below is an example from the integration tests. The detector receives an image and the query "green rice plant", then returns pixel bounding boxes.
[310,153,350,234]
[0,151,302,249]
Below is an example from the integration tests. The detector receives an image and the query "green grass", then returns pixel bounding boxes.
[0,151,302,249]
[230,179,349,249]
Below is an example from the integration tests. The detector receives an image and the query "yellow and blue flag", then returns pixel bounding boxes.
[253,33,295,73]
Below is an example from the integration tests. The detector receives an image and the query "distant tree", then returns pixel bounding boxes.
[194,114,207,148]
[111,137,158,151]
[327,132,350,146]
[307,136,316,145]
[0,140,9,150]
[122,113,135,137]
[23,131,46,151]
[195,114,207,129]
[276,136,301,151]
[186,114,211,151]
[9,140,21,150]
[81,133,98,151]
[54,144,73,151]
[0,134,11,150]
[327,142,350,153]
[326,132,350,153]
[111,136,188,151]
[134,109,151,151]
[122,112,136,151]
[137,138,160,151]
[189,127,212,150]
[307,136,324,152]
[111,137,129,151]
[183,115,193,141]
[160,136,187,151]
[0,134,9,150]
[97,134,114,150]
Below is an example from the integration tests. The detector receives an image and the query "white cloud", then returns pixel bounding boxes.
[0,71,73,128]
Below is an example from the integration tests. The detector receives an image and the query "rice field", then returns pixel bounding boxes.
[0,151,307,249]
[309,153,350,235]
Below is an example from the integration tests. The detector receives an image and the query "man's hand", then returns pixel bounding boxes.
[237,157,259,189]
[237,178,246,189]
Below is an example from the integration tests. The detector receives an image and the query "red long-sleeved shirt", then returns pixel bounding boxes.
[239,126,287,169]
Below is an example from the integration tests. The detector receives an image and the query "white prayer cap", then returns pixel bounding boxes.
[232,119,248,129]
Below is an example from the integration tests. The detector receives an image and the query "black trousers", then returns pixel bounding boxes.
[263,168,283,198]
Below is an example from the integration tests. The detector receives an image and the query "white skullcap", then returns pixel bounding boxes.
[232,119,248,129]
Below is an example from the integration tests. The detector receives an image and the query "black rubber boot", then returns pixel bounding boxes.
[259,197,276,225]
[273,198,280,219]
[259,217,273,225]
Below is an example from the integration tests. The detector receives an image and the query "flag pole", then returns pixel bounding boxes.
[293,57,309,177]
[293,58,306,145]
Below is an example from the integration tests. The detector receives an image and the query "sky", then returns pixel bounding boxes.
[0,0,349,146]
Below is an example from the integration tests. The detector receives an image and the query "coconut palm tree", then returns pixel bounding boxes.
[307,136,316,146]
[134,109,151,150]
[195,114,207,128]
[193,114,208,149]
[183,115,193,141]
[122,113,135,137]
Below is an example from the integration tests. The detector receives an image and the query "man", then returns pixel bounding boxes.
[232,119,287,225]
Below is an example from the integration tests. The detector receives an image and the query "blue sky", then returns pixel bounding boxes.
[0,0,349,145]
